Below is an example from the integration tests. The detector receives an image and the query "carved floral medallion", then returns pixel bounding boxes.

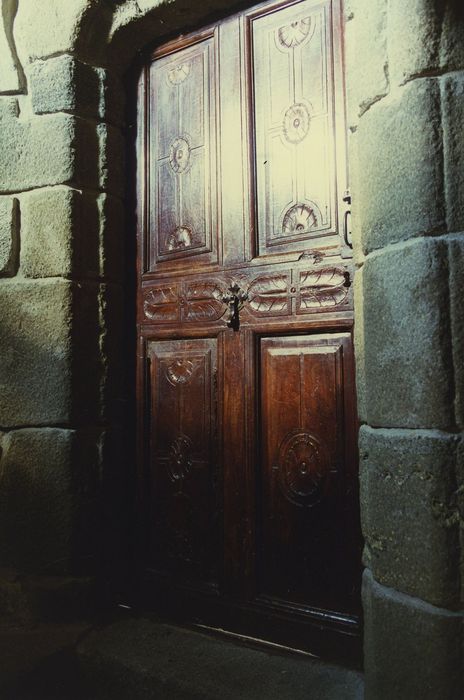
[277,431,328,506]
[169,136,191,173]
[283,103,310,144]
[166,359,195,386]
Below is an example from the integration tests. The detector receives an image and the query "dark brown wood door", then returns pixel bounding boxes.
[135,0,361,664]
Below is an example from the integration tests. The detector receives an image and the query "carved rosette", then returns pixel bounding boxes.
[283,103,310,144]
[169,136,191,173]
[166,359,196,386]
[276,431,329,507]
[277,17,312,49]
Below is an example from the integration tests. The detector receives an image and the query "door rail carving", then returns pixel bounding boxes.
[142,265,351,323]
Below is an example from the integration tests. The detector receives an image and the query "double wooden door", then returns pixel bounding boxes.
[135,0,361,663]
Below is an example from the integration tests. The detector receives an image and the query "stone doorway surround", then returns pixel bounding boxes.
[0,1,463,697]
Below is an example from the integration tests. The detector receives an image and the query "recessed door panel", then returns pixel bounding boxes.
[148,36,218,269]
[250,0,341,256]
[259,333,357,611]
[147,338,221,589]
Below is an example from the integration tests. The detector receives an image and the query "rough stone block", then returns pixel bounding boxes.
[361,238,454,429]
[29,54,100,118]
[363,569,463,700]
[0,196,19,276]
[70,282,124,424]
[98,283,125,423]
[98,193,124,282]
[388,0,464,87]
[357,78,445,253]
[344,0,389,125]
[441,73,464,234]
[0,429,74,572]
[457,438,464,606]
[96,68,125,126]
[20,186,100,279]
[360,426,460,607]
[353,267,366,422]
[0,427,106,576]
[0,279,72,426]
[29,56,125,126]
[97,122,125,197]
[448,235,464,430]
[0,113,98,193]
[14,1,102,65]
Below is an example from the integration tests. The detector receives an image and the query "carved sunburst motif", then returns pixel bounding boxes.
[166,225,192,251]
[277,17,312,48]
[283,103,311,144]
[167,62,191,85]
[282,203,318,235]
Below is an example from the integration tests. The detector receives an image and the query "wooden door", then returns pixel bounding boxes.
[135,0,361,665]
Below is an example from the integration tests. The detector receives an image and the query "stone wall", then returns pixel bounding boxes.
[0,0,462,696]
[346,0,464,697]
[0,0,128,619]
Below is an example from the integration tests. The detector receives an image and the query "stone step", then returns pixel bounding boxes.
[76,617,364,700]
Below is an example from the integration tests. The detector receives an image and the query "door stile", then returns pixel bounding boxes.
[222,328,255,598]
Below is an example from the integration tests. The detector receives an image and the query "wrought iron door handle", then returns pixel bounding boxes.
[222,284,248,330]
[343,189,352,249]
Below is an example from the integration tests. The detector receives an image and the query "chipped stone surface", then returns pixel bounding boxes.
[356,79,445,253]
[448,235,464,430]
[344,0,389,127]
[0,111,99,193]
[0,279,73,426]
[20,186,100,279]
[0,197,19,276]
[360,426,461,607]
[361,238,454,429]
[388,0,464,87]
[28,55,125,125]
[441,73,464,234]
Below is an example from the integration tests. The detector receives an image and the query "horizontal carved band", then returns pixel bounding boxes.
[142,265,350,323]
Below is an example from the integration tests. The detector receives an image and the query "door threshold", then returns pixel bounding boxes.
[192,622,320,660]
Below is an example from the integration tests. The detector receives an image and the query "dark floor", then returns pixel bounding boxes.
[0,617,364,699]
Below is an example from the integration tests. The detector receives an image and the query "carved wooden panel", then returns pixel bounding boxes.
[250,0,337,256]
[141,263,351,325]
[148,35,218,269]
[259,333,357,611]
[147,338,221,587]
